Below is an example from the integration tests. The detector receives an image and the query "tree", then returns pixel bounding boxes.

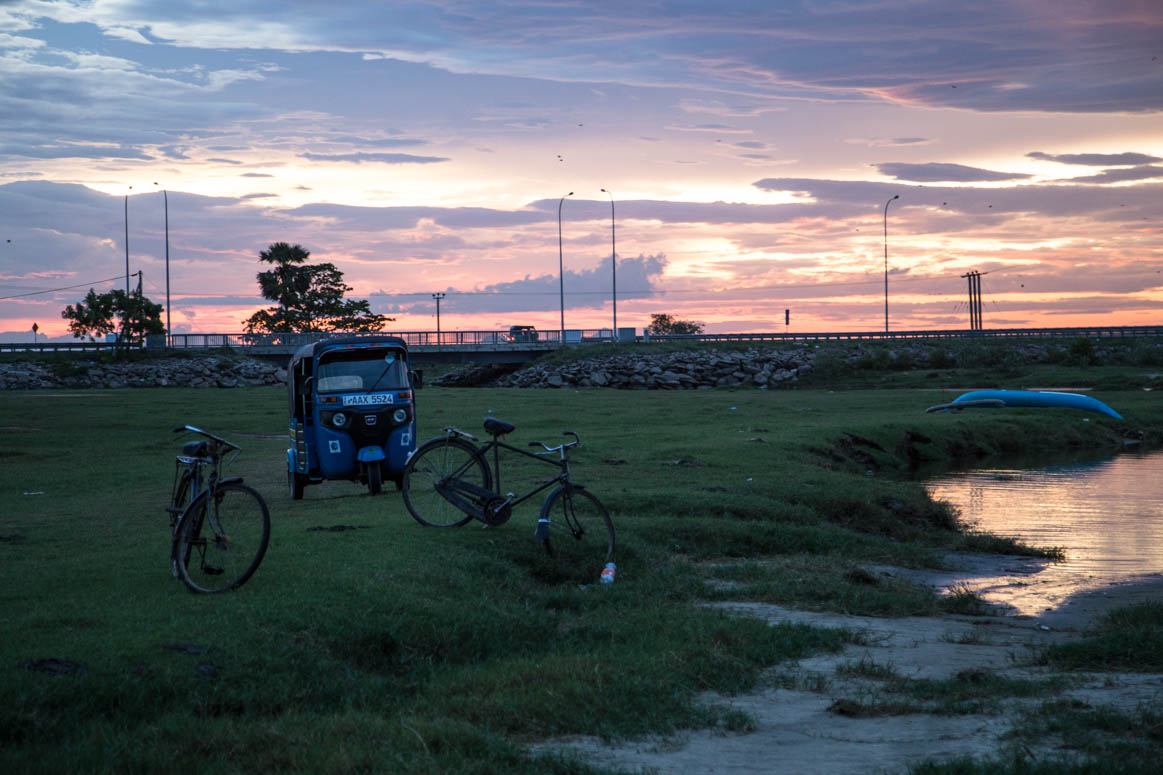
[61,287,165,346]
[645,313,704,335]
[242,242,392,333]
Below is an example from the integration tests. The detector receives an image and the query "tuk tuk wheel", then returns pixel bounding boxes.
[367,463,382,496]
[289,471,306,500]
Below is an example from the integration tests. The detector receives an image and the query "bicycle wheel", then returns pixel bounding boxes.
[402,438,491,527]
[175,482,270,593]
[538,486,615,584]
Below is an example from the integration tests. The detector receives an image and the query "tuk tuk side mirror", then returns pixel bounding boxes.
[410,369,423,389]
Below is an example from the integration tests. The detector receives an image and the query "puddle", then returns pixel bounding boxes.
[926,449,1163,617]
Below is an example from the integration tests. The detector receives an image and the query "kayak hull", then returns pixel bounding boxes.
[946,389,1123,419]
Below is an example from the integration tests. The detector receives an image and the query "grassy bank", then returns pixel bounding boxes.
[1,382,1159,773]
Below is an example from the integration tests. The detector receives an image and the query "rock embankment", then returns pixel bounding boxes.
[432,336,1163,390]
[0,356,286,390]
[486,347,815,390]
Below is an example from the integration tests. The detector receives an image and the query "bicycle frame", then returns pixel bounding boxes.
[438,427,576,519]
[403,422,613,582]
[169,456,205,522]
[170,426,243,532]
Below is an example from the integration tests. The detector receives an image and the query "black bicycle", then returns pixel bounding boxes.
[167,425,270,593]
[401,418,615,582]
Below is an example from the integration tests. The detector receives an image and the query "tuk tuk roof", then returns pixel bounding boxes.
[289,335,410,368]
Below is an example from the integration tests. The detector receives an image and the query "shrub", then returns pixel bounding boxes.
[1067,337,1097,367]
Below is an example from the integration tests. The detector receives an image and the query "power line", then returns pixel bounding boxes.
[0,274,125,301]
[372,274,958,300]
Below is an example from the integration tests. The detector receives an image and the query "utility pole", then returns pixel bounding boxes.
[961,270,984,331]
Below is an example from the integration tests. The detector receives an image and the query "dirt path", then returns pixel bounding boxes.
[540,559,1163,774]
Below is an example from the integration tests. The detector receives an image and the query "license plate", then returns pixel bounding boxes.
[342,393,394,406]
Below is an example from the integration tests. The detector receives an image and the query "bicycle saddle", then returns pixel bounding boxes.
[182,440,209,458]
[483,418,515,437]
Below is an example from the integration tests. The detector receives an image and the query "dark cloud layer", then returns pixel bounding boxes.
[876,163,1031,183]
[298,152,450,164]
[1027,151,1163,166]
[1066,166,1163,184]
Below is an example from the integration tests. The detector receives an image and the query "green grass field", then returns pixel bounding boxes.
[1,382,1159,773]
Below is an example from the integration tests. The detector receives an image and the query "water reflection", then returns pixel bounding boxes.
[926,448,1163,617]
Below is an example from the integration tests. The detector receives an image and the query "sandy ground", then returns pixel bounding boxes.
[537,556,1163,774]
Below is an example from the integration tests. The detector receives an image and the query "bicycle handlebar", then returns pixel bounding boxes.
[173,425,240,452]
[528,431,581,453]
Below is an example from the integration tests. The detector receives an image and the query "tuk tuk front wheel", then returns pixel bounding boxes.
[367,462,382,495]
[289,470,306,500]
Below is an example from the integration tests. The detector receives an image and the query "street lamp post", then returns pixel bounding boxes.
[883,194,899,333]
[154,183,170,341]
[600,188,616,339]
[557,191,573,342]
[124,186,132,295]
[432,292,445,341]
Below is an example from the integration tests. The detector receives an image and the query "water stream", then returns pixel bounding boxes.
[924,448,1163,619]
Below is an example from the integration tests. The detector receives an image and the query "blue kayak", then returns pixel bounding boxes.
[926,389,1123,419]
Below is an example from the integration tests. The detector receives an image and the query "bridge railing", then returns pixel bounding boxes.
[0,341,124,353]
[4,325,1161,355]
[642,325,1163,344]
[166,328,616,350]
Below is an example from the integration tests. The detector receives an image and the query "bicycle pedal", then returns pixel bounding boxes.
[203,566,224,576]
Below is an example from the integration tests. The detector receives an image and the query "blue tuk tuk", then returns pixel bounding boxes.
[287,336,417,498]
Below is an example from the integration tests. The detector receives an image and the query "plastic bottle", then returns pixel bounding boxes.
[600,562,616,584]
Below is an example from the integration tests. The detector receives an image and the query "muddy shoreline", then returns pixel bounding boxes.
[541,559,1163,774]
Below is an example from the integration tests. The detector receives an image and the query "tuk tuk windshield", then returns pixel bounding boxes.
[316,349,408,394]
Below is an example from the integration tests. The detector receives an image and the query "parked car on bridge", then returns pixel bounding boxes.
[507,325,539,343]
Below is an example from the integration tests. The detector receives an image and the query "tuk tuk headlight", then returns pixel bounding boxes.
[392,408,408,424]
[332,412,348,428]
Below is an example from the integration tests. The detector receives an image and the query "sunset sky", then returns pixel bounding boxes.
[1,0,1161,339]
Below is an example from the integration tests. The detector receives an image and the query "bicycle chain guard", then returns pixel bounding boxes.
[481,497,512,527]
